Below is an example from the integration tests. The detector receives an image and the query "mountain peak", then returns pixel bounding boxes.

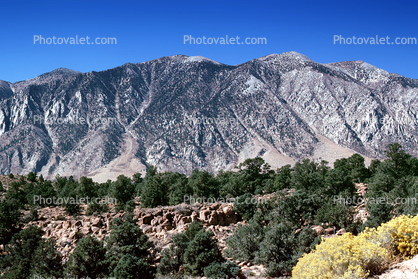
[256,52,315,72]
[280,51,313,61]
[259,52,313,63]
[46,68,81,76]
[183,56,221,65]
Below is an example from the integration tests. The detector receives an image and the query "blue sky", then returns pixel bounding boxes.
[1,0,417,82]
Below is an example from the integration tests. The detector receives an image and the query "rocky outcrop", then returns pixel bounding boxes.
[24,201,241,260]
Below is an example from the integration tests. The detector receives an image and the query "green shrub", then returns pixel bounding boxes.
[140,173,169,208]
[124,199,136,212]
[86,201,109,216]
[106,214,155,274]
[65,235,108,278]
[255,223,316,277]
[203,260,241,278]
[158,221,225,276]
[0,197,22,245]
[234,193,257,221]
[273,164,292,191]
[55,215,66,221]
[183,229,223,276]
[158,221,203,275]
[113,254,155,279]
[27,172,37,183]
[1,226,44,279]
[110,175,136,210]
[225,221,264,261]
[30,238,63,278]
[315,198,361,233]
[30,207,39,221]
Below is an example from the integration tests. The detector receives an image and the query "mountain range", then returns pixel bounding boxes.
[0,52,417,182]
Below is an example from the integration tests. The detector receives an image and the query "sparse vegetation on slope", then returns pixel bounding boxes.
[0,144,417,278]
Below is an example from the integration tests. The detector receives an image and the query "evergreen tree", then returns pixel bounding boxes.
[168,172,191,205]
[315,199,360,233]
[113,254,155,279]
[0,198,22,245]
[235,157,274,194]
[203,260,241,278]
[188,169,219,199]
[77,176,98,198]
[30,238,64,278]
[27,172,37,183]
[65,235,108,278]
[158,221,204,275]
[275,190,323,227]
[273,164,292,191]
[361,201,394,230]
[183,229,223,276]
[225,221,264,261]
[1,226,44,279]
[140,173,169,207]
[105,214,155,275]
[255,223,316,277]
[110,175,136,210]
[291,159,329,193]
[384,143,410,177]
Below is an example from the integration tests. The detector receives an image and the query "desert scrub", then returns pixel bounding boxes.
[362,214,418,260]
[292,232,389,279]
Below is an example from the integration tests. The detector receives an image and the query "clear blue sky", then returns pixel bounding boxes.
[1,0,417,83]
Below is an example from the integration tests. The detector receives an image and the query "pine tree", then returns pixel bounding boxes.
[65,235,108,278]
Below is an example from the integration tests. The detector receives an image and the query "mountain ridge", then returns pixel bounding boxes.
[0,52,417,181]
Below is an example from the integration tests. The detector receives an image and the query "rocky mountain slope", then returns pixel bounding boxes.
[0,52,417,181]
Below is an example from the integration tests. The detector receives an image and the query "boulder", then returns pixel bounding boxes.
[199,210,211,222]
[191,211,199,222]
[91,217,102,227]
[222,205,234,216]
[73,220,82,227]
[336,228,347,235]
[324,227,334,235]
[142,214,153,225]
[312,225,324,235]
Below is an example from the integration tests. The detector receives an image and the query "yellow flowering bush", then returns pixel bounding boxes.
[292,233,389,279]
[293,214,418,278]
[363,214,418,260]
